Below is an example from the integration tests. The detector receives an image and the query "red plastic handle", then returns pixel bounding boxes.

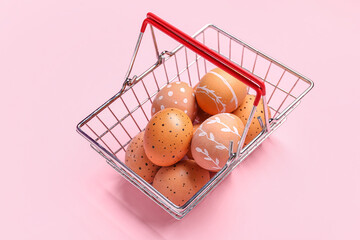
[141,12,266,106]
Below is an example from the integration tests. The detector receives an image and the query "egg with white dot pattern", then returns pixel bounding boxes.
[152,160,210,206]
[125,131,161,183]
[144,108,193,166]
[151,82,198,121]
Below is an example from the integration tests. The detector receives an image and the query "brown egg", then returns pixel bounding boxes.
[152,160,210,206]
[144,108,193,166]
[186,124,200,159]
[125,131,161,183]
[195,67,247,115]
[151,82,198,121]
[191,113,244,172]
[232,95,271,146]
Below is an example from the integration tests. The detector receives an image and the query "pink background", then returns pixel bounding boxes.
[1,0,360,239]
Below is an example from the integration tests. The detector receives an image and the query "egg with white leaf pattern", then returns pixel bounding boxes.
[195,67,247,115]
[191,113,244,172]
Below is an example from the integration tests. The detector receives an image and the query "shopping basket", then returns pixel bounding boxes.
[76,13,314,219]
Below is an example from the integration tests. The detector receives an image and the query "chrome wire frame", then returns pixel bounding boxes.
[76,23,314,220]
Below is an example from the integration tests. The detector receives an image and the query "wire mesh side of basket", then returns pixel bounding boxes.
[77,24,314,219]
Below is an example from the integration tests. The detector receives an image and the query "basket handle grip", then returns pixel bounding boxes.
[141,12,266,106]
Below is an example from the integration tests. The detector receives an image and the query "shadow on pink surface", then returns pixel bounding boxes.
[117,179,174,223]
[92,171,175,222]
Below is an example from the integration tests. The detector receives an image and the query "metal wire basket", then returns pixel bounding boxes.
[76,13,314,219]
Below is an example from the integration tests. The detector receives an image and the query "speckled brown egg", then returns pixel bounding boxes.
[232,94,271,146]
[195,67,247,115]
[125,131,161,183]
[152,160,210,206]
[151,81,198,121]
[191,113,244,172]
[144,108,193,166]
[186,124,200,159]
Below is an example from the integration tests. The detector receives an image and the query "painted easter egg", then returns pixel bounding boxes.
[195,67,247,115]
[152,160,210,206]
[151,81,197,121]
[125,131,161,183]
[191,113,244,172]
[144,108,193,166]
[232,94,271,145]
